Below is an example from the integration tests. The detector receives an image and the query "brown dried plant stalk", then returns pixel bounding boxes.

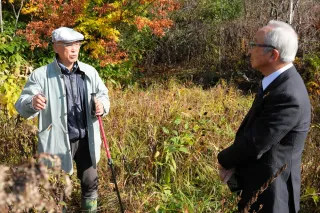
[0,153,72,213]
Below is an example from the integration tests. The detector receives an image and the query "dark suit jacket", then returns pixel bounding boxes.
[218,66,311,213]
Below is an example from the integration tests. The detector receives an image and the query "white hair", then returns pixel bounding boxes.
[264,20,298,62]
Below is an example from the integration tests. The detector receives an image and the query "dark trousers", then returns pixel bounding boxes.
[70,137,98,199]
[237,175,296,213]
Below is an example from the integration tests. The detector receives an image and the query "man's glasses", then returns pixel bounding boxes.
[249,42,276,50]
[55,42,82,48]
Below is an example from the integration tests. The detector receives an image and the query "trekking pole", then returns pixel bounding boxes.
[91,93,125,213]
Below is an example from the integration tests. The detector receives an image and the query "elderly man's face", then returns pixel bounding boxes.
[249,27,273,74]
[53,41,81,66]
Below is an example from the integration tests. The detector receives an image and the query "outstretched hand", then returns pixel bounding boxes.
[32,93,47,110]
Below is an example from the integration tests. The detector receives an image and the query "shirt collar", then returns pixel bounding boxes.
[262,63,293,91]
[56,57,79,74]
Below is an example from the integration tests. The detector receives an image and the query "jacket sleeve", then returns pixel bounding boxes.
[94,70,110,117]
[218,92,300,169]
[15,71,42,119]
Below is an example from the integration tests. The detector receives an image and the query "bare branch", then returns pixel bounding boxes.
[10,0,25,36]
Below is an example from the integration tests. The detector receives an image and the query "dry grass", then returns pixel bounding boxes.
[0,80,319,212]
[98,80,253,212]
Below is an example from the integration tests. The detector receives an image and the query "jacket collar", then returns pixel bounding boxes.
[53,58,89,76]
[263,65,297,94]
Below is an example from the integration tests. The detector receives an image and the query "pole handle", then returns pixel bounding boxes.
[90,93,96,116]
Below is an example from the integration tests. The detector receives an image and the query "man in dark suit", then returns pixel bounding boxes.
[217,20,311,213]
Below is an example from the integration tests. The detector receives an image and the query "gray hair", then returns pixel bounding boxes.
[264,20,298,62]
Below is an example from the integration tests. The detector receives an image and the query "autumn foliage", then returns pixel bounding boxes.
[19,0,180,66]
[19,0,85,49]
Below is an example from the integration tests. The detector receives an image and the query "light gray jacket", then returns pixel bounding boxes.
[15,59,110,174]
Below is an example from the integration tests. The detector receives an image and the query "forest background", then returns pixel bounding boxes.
[0,0,319,212]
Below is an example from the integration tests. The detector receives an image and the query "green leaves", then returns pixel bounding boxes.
[157,116,195,187]
[302,186,320,206]
[162,126,170,134]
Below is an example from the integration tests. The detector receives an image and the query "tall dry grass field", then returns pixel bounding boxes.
[0,81,319,212]
[96,80,252,212]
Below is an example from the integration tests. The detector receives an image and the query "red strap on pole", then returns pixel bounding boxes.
[98,116,111,159]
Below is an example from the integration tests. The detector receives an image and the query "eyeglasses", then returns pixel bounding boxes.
[249,42,276,49]
[55,42,82,48]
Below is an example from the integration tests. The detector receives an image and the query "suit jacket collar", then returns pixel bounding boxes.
[238,66,297,131]
[263,66,297,95]
[262,63,293,90]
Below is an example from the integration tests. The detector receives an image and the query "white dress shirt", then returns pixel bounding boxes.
[262,63,293,91]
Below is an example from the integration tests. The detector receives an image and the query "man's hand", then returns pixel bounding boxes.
[95,98,104,116]
[218,163,235,184]
[32,93,47,110]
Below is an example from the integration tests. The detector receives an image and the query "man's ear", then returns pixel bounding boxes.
[52,44,58,53]
[269,49,280,62]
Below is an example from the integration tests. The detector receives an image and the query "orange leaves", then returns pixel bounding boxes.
[148,18,174,37]
[135,16,173,37]
[148,0,180,20]
[17,21,51,50]
[93,4,116,17]
[133,0,179,36]
[138,0,180,17]
[133,0,179,37]
[21,0,86,50]
[82,39,127,67]
[153,0,180,15]
[134,16,151,31]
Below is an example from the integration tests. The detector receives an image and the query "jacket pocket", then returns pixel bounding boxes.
[38,123,53,153]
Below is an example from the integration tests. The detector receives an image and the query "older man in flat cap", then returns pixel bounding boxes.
[15,27,110,212]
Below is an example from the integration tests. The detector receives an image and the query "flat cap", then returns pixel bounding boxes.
[52,27,84,43]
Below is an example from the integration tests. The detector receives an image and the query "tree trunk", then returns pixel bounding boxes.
[11,0,25,36]
[289,0,300,24]
[0,0,3,33]
[289,0,294,24]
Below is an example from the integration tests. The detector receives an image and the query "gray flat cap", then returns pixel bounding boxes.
[52,27,84,43]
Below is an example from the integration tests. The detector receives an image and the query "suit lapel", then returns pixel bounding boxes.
[238,86,263,130]
[237,66,297,130]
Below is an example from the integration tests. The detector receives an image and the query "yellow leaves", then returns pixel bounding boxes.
[76,6,124,64]
[154,151,160,158]
[21,6,38,15]
[0,74,24,118]
[0,50,28,118]
[307,80,320,99]
[101,27,120,42]
[21,3,38,15]
[0,35,13,44]
[109,1,122,9]
[307,81,319,88]
[106,10,121,22]
[82,40,104,59]
[92,0,104,4]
